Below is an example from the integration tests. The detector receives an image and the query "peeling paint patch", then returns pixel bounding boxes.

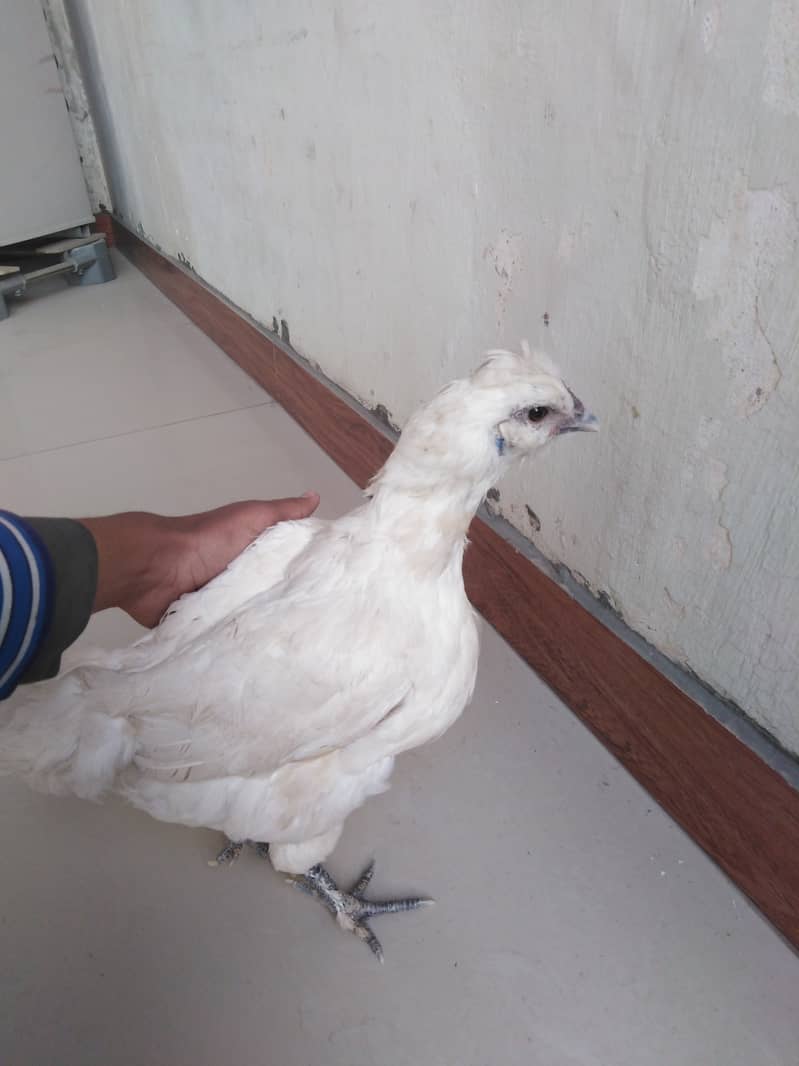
[763,0,799,116]
[692,178,798,415]
[704,457,728,502]
[696,415,721,451]
[707,523,733,570]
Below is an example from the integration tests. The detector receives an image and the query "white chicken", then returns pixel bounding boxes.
[0,345,597,959]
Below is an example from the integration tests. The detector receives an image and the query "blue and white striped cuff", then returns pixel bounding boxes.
[0,512,53,699]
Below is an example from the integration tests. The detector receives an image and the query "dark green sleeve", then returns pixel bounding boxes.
[19,517,98,683]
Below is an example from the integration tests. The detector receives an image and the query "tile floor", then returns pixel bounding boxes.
[1,254,797,1066]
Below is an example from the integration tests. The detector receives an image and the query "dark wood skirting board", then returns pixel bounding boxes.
[92,211,116,248]
[114,219,799,950]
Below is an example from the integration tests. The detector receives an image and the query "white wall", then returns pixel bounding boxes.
[68,1,799,754]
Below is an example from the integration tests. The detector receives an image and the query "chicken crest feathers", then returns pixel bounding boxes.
[472,340,561,387]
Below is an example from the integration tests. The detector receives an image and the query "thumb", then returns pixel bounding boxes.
[264,492,320,524]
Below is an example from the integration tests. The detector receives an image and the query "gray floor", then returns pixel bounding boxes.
[1,255,797,1066]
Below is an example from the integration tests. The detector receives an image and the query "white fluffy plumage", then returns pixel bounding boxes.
[0,346,596,876]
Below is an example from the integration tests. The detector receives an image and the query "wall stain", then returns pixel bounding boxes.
[596,588,625,622]
[483,229,523,329]
[525,505,541,532]
[372,403,399,432]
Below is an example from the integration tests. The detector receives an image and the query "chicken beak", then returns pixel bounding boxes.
[559,391,600,434]
[560,409,599,433]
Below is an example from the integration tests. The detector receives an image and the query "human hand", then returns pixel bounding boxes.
[80,493,320,627]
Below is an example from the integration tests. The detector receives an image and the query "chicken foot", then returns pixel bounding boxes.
[289,859,433,963]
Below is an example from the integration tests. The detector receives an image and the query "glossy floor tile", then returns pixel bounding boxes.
[0,253,265,460]
[0,256,797,1066]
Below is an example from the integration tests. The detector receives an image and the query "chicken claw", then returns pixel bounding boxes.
[290,860,433,962]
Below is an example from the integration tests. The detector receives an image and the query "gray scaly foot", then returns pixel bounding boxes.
[290,859,433,962]
[208,839,269,867]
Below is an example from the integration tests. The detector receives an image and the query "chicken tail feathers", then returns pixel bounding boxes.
[0,673,135,799]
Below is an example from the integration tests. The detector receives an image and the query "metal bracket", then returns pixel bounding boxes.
[0,235,115,320]
[64,237,115,286]
[0,271,24,322]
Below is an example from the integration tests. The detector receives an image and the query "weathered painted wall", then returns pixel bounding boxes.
[41,0,110,213]
[67,1,799,753]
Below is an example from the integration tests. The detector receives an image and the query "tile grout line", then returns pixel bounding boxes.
[0,400,276,464]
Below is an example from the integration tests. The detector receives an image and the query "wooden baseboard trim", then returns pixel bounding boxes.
[92,211,116,248]
[114,220,799,950]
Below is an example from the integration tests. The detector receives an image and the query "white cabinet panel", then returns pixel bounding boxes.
[0,0,92,246]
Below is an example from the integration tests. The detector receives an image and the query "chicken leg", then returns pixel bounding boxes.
[207,838,270,866]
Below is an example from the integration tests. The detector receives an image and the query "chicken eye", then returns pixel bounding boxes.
[528,406,549,423]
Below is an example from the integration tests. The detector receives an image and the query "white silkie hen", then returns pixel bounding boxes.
[0,345,597,959]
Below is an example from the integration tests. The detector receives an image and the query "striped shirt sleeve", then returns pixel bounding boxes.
[0,512,53,700]
[0,513,98,700]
